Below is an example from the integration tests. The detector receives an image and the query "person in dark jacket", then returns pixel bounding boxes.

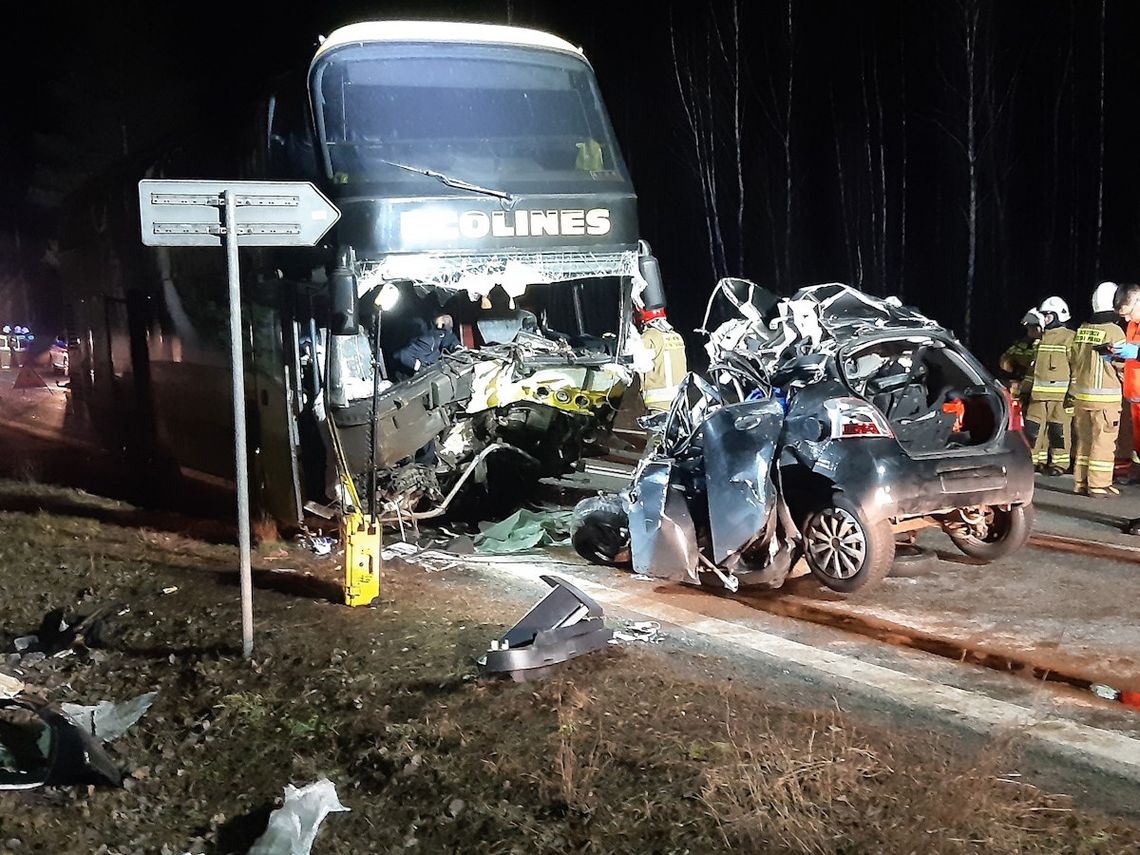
[433,314,461,352]
[393,318,446,379]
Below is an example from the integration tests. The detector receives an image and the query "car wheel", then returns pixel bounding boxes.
[803,500,895,593]
[570,494,631,567]
[944,504,1033,562]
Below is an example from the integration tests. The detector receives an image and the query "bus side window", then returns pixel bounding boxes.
[268,87,319,180]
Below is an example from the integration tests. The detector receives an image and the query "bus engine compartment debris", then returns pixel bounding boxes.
[572,281,1036,595]
[480,575,613,681]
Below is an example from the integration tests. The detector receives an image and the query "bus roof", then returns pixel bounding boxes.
[314,21,584,60]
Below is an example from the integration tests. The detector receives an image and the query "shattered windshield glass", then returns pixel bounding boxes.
[310,43,630,193]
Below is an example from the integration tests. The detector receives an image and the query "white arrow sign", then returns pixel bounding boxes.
[138,179,341,247]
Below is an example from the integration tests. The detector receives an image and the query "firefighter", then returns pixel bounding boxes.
[1024,296,1074,475]
[0,326,10,370]
[998,308,1044,402]
[1069,282,1127,497]
[633,307,687,413]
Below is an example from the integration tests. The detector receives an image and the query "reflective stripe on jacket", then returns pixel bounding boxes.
[1029,327,1074,401]
[640,325,687,411]
[1069,319,1125,404]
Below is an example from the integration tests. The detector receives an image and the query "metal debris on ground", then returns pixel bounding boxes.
[474,509,573,554]
[630,574,653,582]
[611,621,664,644]
[248,778,350,855]
[1090,684,1120,702]
[479,575,613,681]
[161,586,179,595]
[10,605,124,660]
[60,691,158,742]
[440,534,475,555]
[0,672,23,700]
[380,541,420,561]
[296,530,336,557]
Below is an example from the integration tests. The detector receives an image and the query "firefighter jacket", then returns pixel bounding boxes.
[1069,313,1125,405]
[639,321,688,411]
[999,337,1038,381]
[1028,326,1074,401]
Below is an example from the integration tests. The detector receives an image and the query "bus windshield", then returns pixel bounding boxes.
[309,42,630,194]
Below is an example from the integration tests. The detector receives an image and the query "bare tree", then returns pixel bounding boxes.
[782,0,795,286]
[669,8,726,283]
[668,0,751,284]
[1095,0,1106,273]
[830,85,857,285]
[898,33,908,299]
[927,0,1018,344]
[964,0,979,344]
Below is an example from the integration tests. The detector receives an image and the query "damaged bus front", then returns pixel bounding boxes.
[63,21,659,526]
[308,22,651,522]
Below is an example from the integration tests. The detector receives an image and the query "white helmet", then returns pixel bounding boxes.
[1093,281,1119,313]
[1038,296,1070,323]
[1020,308,1045,328]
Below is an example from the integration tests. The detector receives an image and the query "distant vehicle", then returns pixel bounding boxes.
[572,281,1035,594]
[49,337,69,375]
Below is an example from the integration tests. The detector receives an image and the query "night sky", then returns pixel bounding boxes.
[2,0,1138,365]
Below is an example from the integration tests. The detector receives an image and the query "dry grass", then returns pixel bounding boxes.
[0,487,1137,854]
[550,685,611,815]
[251,513,280,546]
[700,709,888,853]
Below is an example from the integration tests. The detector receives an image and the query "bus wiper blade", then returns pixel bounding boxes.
[381,160,514,202]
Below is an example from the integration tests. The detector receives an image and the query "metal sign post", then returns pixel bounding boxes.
[139,179,340,658]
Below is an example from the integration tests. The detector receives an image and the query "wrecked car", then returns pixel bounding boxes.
[572,280,1035,593]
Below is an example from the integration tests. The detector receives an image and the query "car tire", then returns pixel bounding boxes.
[803,499,895,593]
[570,494,632,567]
[944,504,1034,562]
[889,542,939,577]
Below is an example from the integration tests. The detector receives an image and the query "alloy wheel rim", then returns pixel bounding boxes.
[806,508,867,579]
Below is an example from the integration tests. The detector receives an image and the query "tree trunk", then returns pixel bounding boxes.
[964,5,978,346]
[1095,0,1106,275]
[783,0,795,289]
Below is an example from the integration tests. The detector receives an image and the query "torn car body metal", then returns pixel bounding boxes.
[574,281,1035,594]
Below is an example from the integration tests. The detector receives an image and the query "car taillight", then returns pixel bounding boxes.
[825,398,894,439]
[1001,386,1023,431]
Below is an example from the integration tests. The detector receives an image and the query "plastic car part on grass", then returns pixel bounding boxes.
[480,575,613,681]
[0,698,123,789]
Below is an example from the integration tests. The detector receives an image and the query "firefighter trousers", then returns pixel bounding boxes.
[1072,403,1121,490]
[1024,398,1071,469]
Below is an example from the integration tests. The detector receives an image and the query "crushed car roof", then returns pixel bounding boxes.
[703,280,945,372]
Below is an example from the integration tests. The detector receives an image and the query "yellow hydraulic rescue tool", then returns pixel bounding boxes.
[327,418,381,607]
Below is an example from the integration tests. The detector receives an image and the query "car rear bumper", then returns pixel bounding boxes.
[801,432,1035,523]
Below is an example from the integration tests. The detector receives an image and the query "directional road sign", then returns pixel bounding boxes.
[138,179,340,247]
[137,179,341,657]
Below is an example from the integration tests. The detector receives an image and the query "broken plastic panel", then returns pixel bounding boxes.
[0,699,122,790]
[481,574,613,681]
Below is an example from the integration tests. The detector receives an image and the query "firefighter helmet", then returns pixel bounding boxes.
[1038,296,1071,323]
